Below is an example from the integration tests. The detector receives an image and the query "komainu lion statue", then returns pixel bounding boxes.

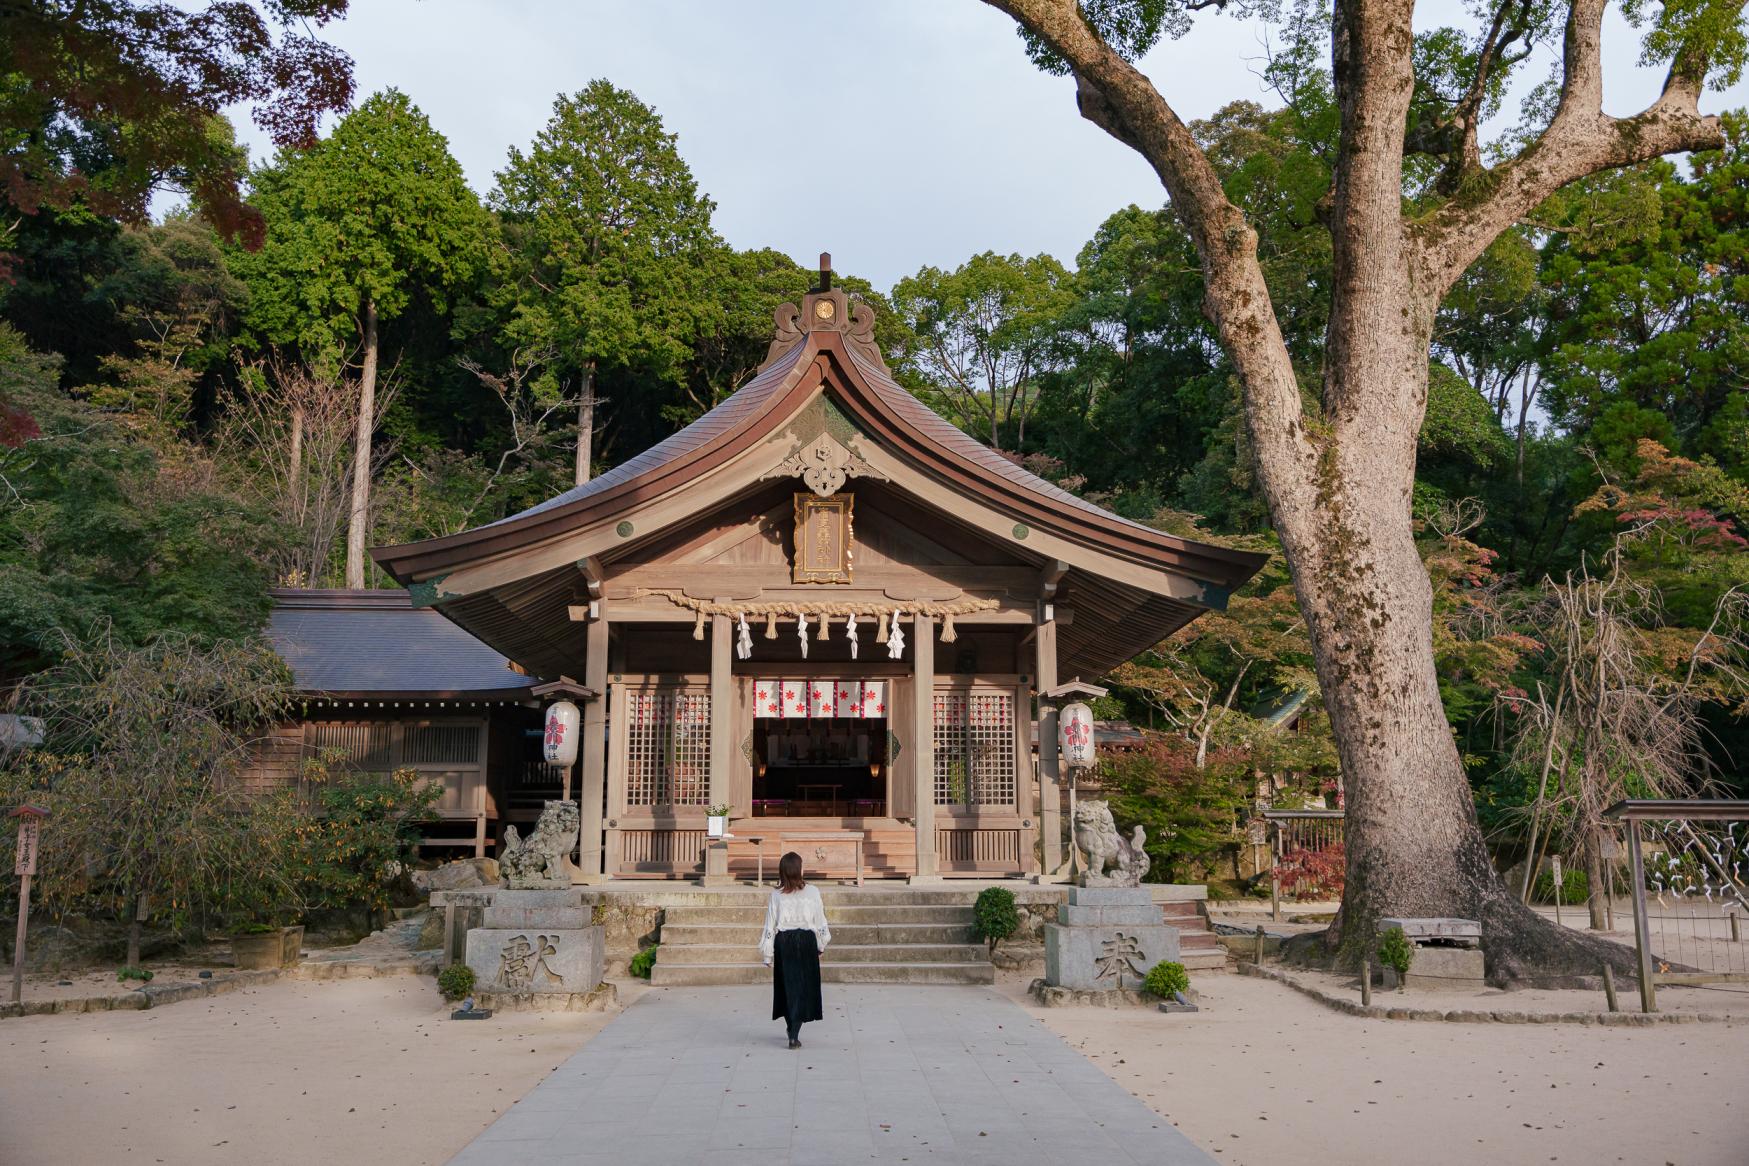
[499,800,580,889]
[1072,799,1149,887]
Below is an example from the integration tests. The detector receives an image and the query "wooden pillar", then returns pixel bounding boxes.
[1036,615,1063,874]
[709,612,732,814]
[576,615,609,884]
[912,614,938,880]
[1627,819,1657,1013]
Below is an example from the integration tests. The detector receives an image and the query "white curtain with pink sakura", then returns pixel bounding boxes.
[753,679,888,719]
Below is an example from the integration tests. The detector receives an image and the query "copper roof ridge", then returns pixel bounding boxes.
[371,322,1266,596]
[270,587,414,610]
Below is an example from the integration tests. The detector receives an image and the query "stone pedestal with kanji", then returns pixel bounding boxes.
[463,889,604,999]
[1043,887,1180,992]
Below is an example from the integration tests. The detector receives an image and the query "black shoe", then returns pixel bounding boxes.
[787,1038,801,1049]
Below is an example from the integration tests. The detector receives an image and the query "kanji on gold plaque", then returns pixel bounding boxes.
[792,492,853,584]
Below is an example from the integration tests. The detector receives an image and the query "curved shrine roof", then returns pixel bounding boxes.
[371,285,1267,678]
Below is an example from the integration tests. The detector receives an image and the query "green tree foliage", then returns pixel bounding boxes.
[0,632,295,965]
[232,88,491,586]
[489,81,720,471]
[234,89,490,356]
[890,251,1075,449]
[0,325,279,675]
[1537,115,1749,450]
[290,757,439,917]
[1099,737,1252,884]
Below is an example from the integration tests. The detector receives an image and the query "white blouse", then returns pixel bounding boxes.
[758,884,831,962]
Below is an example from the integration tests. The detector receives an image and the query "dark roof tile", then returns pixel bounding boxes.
[267,590,531,696]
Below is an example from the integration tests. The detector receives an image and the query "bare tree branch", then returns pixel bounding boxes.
[1417,0,1738,293]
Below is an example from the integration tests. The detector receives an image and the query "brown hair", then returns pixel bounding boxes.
[778,851,806,893]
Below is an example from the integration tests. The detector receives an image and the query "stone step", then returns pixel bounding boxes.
[657,943,989,966]
[1179,950,1229,971]
[662,922,975,946]
[649,961,995,987]
[1179,933,1222,951]
[664,904,973,925]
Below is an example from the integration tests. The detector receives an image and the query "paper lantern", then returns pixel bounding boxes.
[1059,701,1096,768]
[543,700,581,767]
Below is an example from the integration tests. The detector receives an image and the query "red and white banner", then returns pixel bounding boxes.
[754,679,888,719]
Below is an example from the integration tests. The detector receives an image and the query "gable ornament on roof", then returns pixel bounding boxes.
[762,252,889,373]
[766,429,884,497]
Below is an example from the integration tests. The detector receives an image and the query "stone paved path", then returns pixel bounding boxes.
[448,985,1211,1166]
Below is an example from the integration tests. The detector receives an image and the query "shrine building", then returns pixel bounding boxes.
[372,263,1265,881]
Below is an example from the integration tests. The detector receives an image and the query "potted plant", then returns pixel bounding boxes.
[706,803,732,839]
[231,921,284,970]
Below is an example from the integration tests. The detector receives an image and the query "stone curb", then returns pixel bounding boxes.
[1239,963,1739,1025]
[0,968,285,1020]
[0,953,443,1020]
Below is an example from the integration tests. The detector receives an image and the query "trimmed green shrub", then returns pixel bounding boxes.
[629,945,658,979]
[1143,960,1190,1000]
[116,966,154,983]
[437,962,475,1001]
[972,886,1021,952]
[1377,926,1415,980]
[1533,866,1590,906]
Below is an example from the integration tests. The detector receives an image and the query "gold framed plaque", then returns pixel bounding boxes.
[792,492,854,584]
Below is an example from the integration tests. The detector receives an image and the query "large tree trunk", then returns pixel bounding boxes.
[344,299,379,590]
[981,0,1724,982]
[574,360,595,486]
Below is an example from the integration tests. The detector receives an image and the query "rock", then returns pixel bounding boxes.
[415,910,445,952]
[417,857,501,893]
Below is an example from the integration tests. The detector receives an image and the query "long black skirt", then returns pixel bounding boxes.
[771,928,823,1027]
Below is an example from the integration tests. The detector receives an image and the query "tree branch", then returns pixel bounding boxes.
[979,0,1322,548]
[1418,0,1734,293]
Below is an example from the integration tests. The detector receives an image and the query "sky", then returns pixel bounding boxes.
[219,1,1749,293]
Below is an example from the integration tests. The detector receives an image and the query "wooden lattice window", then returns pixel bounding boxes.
[625,689,712,807]
[308,722,395,772]
[403,723,481,765]
[933,690,1017,807]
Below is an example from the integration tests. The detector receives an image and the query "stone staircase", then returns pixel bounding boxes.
[648,889,995,987]
[1162,898,1227,971]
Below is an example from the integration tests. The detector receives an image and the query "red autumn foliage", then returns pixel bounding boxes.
[1273,841,1345,899]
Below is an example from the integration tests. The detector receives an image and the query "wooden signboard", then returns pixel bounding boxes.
[14,815,38,877]
[792,493,854,584]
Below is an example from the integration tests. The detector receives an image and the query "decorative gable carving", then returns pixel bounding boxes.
[763,396,888,498]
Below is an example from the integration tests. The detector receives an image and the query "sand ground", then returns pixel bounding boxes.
[1000,975,1749,1166]
[0,976,641,1166]
[7,970,1748,1165]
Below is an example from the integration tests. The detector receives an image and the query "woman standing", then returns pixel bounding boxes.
[759,851,830,1048]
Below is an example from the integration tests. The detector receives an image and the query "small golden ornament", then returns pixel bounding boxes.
[813,298,835,321]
